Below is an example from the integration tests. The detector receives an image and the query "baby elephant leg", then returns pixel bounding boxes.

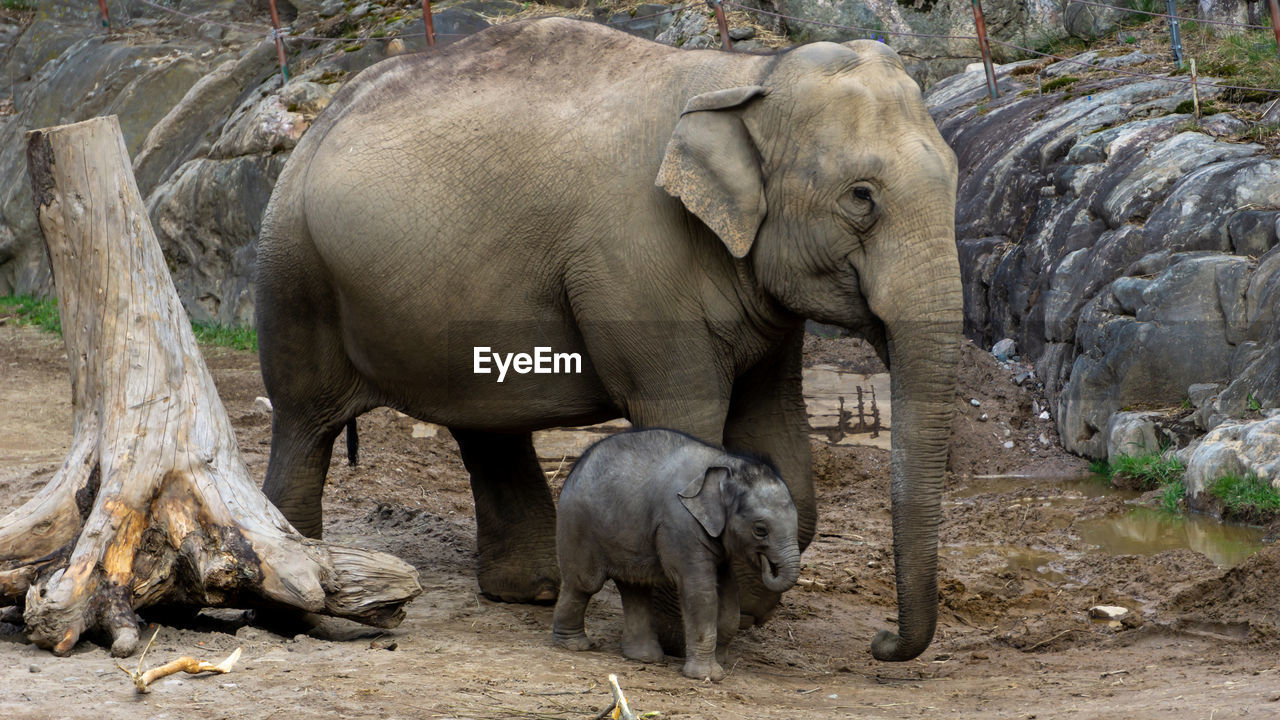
[679,576,725,681]
[551,576,601,651]
[715,569,739,666]
[616,581,663,663]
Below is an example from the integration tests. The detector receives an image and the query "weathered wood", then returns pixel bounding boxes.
[0,116,420,657]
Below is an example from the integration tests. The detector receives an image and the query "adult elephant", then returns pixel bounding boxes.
[256,17,961,662]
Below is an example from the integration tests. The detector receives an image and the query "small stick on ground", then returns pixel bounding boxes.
[594,674,640,720]
[117,629,242,693]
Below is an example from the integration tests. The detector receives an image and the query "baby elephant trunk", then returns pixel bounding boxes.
[760,542,801,593]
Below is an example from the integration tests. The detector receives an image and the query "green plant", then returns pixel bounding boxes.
[191,323,259,352]
[1173,99,1219,116]
[1,294,257,351]
[1160,479,1185,514]
[1180,396,1193,410]
[1110,451,1185,491]
[1209,473,1280,517]
[1,0,35,10]
[1089,459,1112,477]
[1041,75,1080,93]
[0,294,60,334]
[1247,393,1262,412]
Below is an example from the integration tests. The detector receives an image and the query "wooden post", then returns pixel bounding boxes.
[423,0,436,46]
[268,0,290,81]
[710,0,733,51]
[3,116,420,657]
[1190,58,1200,119]
[1167,0,1184,67]
[1270,0,1280,60]
[971,0,999,99]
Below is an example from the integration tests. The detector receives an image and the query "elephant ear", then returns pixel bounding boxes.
[656,86,769,259]
[679,466,731,538]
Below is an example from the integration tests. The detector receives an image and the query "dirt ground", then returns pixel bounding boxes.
[3,321,1279,719]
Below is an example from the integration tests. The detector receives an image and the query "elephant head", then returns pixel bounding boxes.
[658,41,962,661]
[680,463,801,594]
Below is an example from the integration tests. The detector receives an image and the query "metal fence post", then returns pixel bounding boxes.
[971,0,999,99]
[96,0,109,28]
[268,0,290,81]
[709,0,733,51]
[1269,0,1280,60]
[423,0,436,46]
[1167,0,1184,67]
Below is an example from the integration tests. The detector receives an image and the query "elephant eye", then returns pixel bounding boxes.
[838,183,878,231]
[753,523,769,539]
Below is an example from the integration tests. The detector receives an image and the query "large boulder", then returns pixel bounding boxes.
[1182,415,1280,504]
[766,0,1063,88]
[928,57,1280,460]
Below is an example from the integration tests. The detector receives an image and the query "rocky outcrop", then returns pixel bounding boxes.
[758,0,1064,87]
[928,54,1279,505]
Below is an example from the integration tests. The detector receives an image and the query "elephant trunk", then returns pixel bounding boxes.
[759,542,801,593]
[867,243,962,663]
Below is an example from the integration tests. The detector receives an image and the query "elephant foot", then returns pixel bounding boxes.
[478,563,559,604]
[682,659,725,682]
[551,632,593,652]
[621,636,664,664]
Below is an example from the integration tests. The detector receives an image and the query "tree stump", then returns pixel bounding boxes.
[0,116,421,657]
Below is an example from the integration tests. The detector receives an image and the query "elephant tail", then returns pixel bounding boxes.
[346,418,359,467]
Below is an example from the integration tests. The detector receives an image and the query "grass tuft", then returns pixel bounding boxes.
[1041,75,1080,93]
[1209,473,1280,517]
[2,294,257,351]
[0,294,61,334]
[1110,451,1185,491]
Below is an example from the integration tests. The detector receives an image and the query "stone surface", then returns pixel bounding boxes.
[774,0,1064,88]
[928,52,1280,459]
[655,7,718,49]
[1183,416,1280,503]
[1063,0,1125,39]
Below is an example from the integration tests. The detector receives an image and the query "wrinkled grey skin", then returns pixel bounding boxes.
[256,17,961,661]
[552,430,799,682]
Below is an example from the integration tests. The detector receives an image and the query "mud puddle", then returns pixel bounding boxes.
[950,474,1269,571]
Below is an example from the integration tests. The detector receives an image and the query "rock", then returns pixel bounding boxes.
[350,3,373,19]
[992,337,1016,362]
[411,422,438,439]
[655,7,717,49]
[729,26,756,41]
[1039,411,1050,420]
[775,0,1064,88]
[1003,441,1015,449]
[1229,210,1280,258]
[28,665,40,673]
[1106,411,1161,462]
[253,397,273,414]
[1063,0,1125,39]
[605,3,677,40]
[319,0,343,16]
[1188,382,1223,408]
[1088,604,1129,620]
[979,413,990,422]
[970,398,981,407]
[1184,416,1280,502]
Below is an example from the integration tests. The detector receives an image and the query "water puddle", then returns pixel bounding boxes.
[942,544,1068,581]
[1077,506,1267,569]
[949,474,1269,571]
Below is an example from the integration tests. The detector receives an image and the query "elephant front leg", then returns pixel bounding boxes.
[723,328,813,626]
[678,571,725,682]
[453,429,559,603]
[714,567,739,666]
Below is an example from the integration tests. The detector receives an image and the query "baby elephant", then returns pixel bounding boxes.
[552,429,800,681]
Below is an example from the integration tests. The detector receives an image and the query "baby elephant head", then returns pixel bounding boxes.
[679,461,801,593]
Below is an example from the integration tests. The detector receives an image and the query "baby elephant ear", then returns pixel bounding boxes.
[679,466,730,538]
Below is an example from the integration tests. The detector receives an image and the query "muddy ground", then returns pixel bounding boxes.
[2,321,1279,719]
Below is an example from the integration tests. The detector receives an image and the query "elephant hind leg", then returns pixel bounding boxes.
[617,581,663,663]
[262,410,348,539]
[452,429,559,604]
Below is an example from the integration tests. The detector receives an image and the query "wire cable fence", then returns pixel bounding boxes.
[102,0,1280,99]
